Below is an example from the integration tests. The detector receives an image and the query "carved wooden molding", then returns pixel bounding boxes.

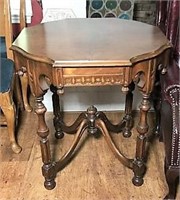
[63,74,123,86]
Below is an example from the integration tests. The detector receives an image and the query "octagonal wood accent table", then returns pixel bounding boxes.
[11,18,171,190]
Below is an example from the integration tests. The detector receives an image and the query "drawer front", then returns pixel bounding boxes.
[52,67,130,87]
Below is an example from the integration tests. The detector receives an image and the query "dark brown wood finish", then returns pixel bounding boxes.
[11,18,171,190]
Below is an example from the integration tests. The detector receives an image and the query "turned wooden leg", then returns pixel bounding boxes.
[132,94,150,186]
[1,92,22,154]
[123,82,135,138]
[50,85,64,139]
[35,96,56,190]
[19,72,32,112]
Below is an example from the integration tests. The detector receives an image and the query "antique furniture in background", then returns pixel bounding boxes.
[41,0,86,22]
[13,0,43,112]
[87,0,156,25]
[156,0,179,199]
[0,0,26,153]
[15,0,43,113]
[11,18,171,189]
[1,0,43,115]
[88,0,134,19]
[133,0,156,25]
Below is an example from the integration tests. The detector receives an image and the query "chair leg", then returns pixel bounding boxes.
[19,72,32,112]
[1,93,22,154]
[164,165,179,200]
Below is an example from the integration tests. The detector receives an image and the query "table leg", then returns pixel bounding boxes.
[123,82,135,138]
[50,85,64,139]
[35,96,56,190]
[132,94,150,186]
[152,81,162,138]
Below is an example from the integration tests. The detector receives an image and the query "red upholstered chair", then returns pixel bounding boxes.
[156,0,179,199]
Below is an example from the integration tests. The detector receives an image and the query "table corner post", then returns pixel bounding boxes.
[35,96,56,190]
[132,93,151,186]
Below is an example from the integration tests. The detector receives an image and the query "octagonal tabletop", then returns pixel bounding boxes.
[12,18,171,67]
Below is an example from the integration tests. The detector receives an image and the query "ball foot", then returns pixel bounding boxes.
[44,179,56,190]
[55,131,64,139]
[123,128,132,138]
[132,176,144,186]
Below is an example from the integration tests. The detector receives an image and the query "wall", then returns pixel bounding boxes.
[43,86,142,112]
